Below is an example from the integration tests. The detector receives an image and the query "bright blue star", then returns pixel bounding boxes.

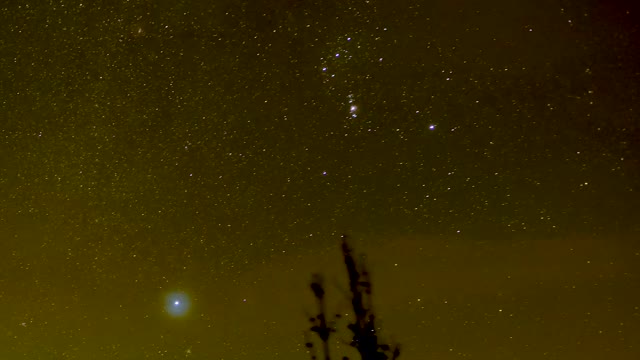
[165,292,190,317]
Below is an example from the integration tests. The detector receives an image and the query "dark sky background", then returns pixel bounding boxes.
[1,0,640,359]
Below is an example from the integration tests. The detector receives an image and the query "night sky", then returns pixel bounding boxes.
[2,0,640,359]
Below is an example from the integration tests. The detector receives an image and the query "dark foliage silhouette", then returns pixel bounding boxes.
[306,235,400,360]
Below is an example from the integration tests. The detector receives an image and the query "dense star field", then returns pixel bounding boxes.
[1,0,639,359]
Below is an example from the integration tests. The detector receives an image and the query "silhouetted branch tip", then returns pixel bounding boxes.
[311,274,325,300]
[305,234,401,360]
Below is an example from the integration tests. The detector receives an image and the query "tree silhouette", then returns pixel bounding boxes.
[306,235,400,360]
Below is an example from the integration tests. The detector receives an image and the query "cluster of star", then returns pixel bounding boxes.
[319,36,364,120]
[348,93,358,118]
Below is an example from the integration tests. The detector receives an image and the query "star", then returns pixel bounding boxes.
[165,292,191,317]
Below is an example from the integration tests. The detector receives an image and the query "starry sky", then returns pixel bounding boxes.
[1,0,640,359]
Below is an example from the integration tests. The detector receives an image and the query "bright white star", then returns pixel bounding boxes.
[165,292,191,317]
